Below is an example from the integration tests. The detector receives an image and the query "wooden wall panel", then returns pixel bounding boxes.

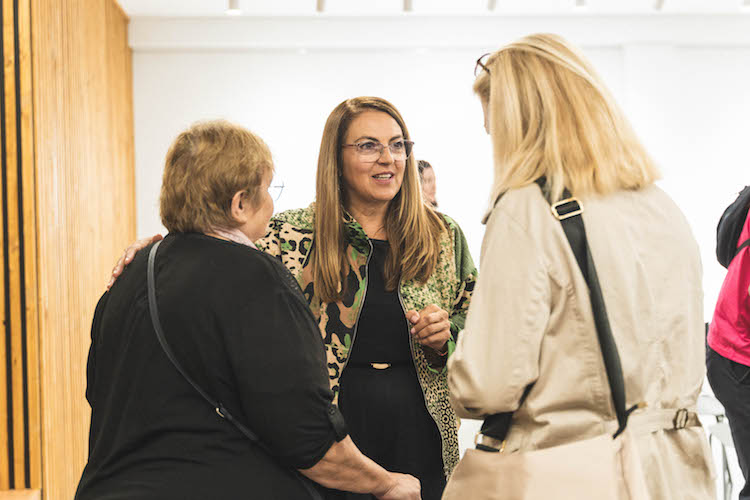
[27,0,135,498]
[1,0,39,491]
[0,0,134,495]
[0,491,40,500]
[16,0,39,489]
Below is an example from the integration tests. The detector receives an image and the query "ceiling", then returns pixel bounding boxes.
[117,0,750,17]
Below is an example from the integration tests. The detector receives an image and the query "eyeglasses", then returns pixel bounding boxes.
[268,179,285,201]
[342,140,414,162]
[474,52,491,77]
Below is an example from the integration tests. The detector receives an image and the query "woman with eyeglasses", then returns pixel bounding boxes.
[109,97,477,499]
[445,34,714,499]
[256,96,476,500]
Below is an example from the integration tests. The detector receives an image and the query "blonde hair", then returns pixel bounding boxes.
[160,120,273,233]
[313,96,446,303]
[474,33,659,203]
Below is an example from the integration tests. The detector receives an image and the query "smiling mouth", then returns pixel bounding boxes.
[372,173,394,180]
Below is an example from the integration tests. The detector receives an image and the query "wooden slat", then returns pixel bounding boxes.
[2,0,26,489]
[0,0,39,491]
[0,0,134,495]
[0,490,40,500]
[30,0,135,498]
[16,0,39,489]
[0,93,8,491]
[0,51,8,490]
[0,0,39,490]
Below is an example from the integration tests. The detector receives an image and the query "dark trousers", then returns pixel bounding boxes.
[327,364,446,500]
[707,345,750,500]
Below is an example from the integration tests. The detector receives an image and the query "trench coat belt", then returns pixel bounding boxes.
[476,408,700,453]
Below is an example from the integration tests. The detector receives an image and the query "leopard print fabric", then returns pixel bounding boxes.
[255,203,477,477]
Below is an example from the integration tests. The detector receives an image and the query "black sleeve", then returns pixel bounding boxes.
[224,258,347,469]
[86,292,110,406]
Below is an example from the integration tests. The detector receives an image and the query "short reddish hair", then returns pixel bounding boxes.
[160,120,273,233]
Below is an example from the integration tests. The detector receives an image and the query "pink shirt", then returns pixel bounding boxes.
[709,211,750,366]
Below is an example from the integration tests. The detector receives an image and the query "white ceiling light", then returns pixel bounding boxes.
[488,0,497,10]
[574,0,587,11]
[226,0,241,15]
[654,0,665,10]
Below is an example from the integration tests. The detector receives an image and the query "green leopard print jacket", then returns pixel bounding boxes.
[255,203,477,477]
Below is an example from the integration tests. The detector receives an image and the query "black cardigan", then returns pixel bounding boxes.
[76,233,346,500]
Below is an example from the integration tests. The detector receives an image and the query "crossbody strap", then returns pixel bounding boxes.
[147,241,261,442]
[736,238,750,258]
[147,241,323,500]
[479,180,637,447]
[540,180,635,438]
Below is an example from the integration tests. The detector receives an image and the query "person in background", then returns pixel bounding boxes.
[79,120,420,500]
[417,160,438,208]
[108,97,477,500]
[446,33,714,499]
[708,204,750,500]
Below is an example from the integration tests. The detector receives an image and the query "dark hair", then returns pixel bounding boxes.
[417,160,432,178]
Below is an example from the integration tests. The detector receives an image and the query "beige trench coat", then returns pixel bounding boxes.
[448,183,715,499]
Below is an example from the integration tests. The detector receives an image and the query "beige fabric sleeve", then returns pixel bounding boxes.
[447,208,550,418]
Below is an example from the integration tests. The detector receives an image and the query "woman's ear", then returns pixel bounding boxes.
[230,190,250,225]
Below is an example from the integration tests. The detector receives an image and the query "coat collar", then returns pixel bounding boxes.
[342,209,372,253]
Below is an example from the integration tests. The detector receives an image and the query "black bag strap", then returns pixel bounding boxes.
[546,186,634,438]
[736,238,750,257]
[480,180,637,445]
[147,241,323,500]
[147,241,259,441]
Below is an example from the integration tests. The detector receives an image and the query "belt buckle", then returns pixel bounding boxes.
[370,362,392,370]
[550,197,583,221]
[474,432,506,452]
[673,408,689,429]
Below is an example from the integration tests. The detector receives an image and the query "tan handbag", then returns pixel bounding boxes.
[444,181,656,500]
[443,408,701,500]
[443,428,648,500]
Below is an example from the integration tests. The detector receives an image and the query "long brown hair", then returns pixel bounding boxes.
[474,33,659,204]
[312,96,446,303]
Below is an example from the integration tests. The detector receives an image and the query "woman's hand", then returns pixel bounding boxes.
[406,304,451,353]
[376,473,421,500]
[106,234,163,289]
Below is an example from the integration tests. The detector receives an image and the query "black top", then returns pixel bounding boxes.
[346,239,412,365]
[337,240,445,500]
[75,233,346,500]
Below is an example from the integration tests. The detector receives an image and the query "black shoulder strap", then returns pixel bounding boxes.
[535,179,636,437]
[736,238,750,257]
[147,241,323,500]
[147,241,260,441]
[480,180,635,444]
